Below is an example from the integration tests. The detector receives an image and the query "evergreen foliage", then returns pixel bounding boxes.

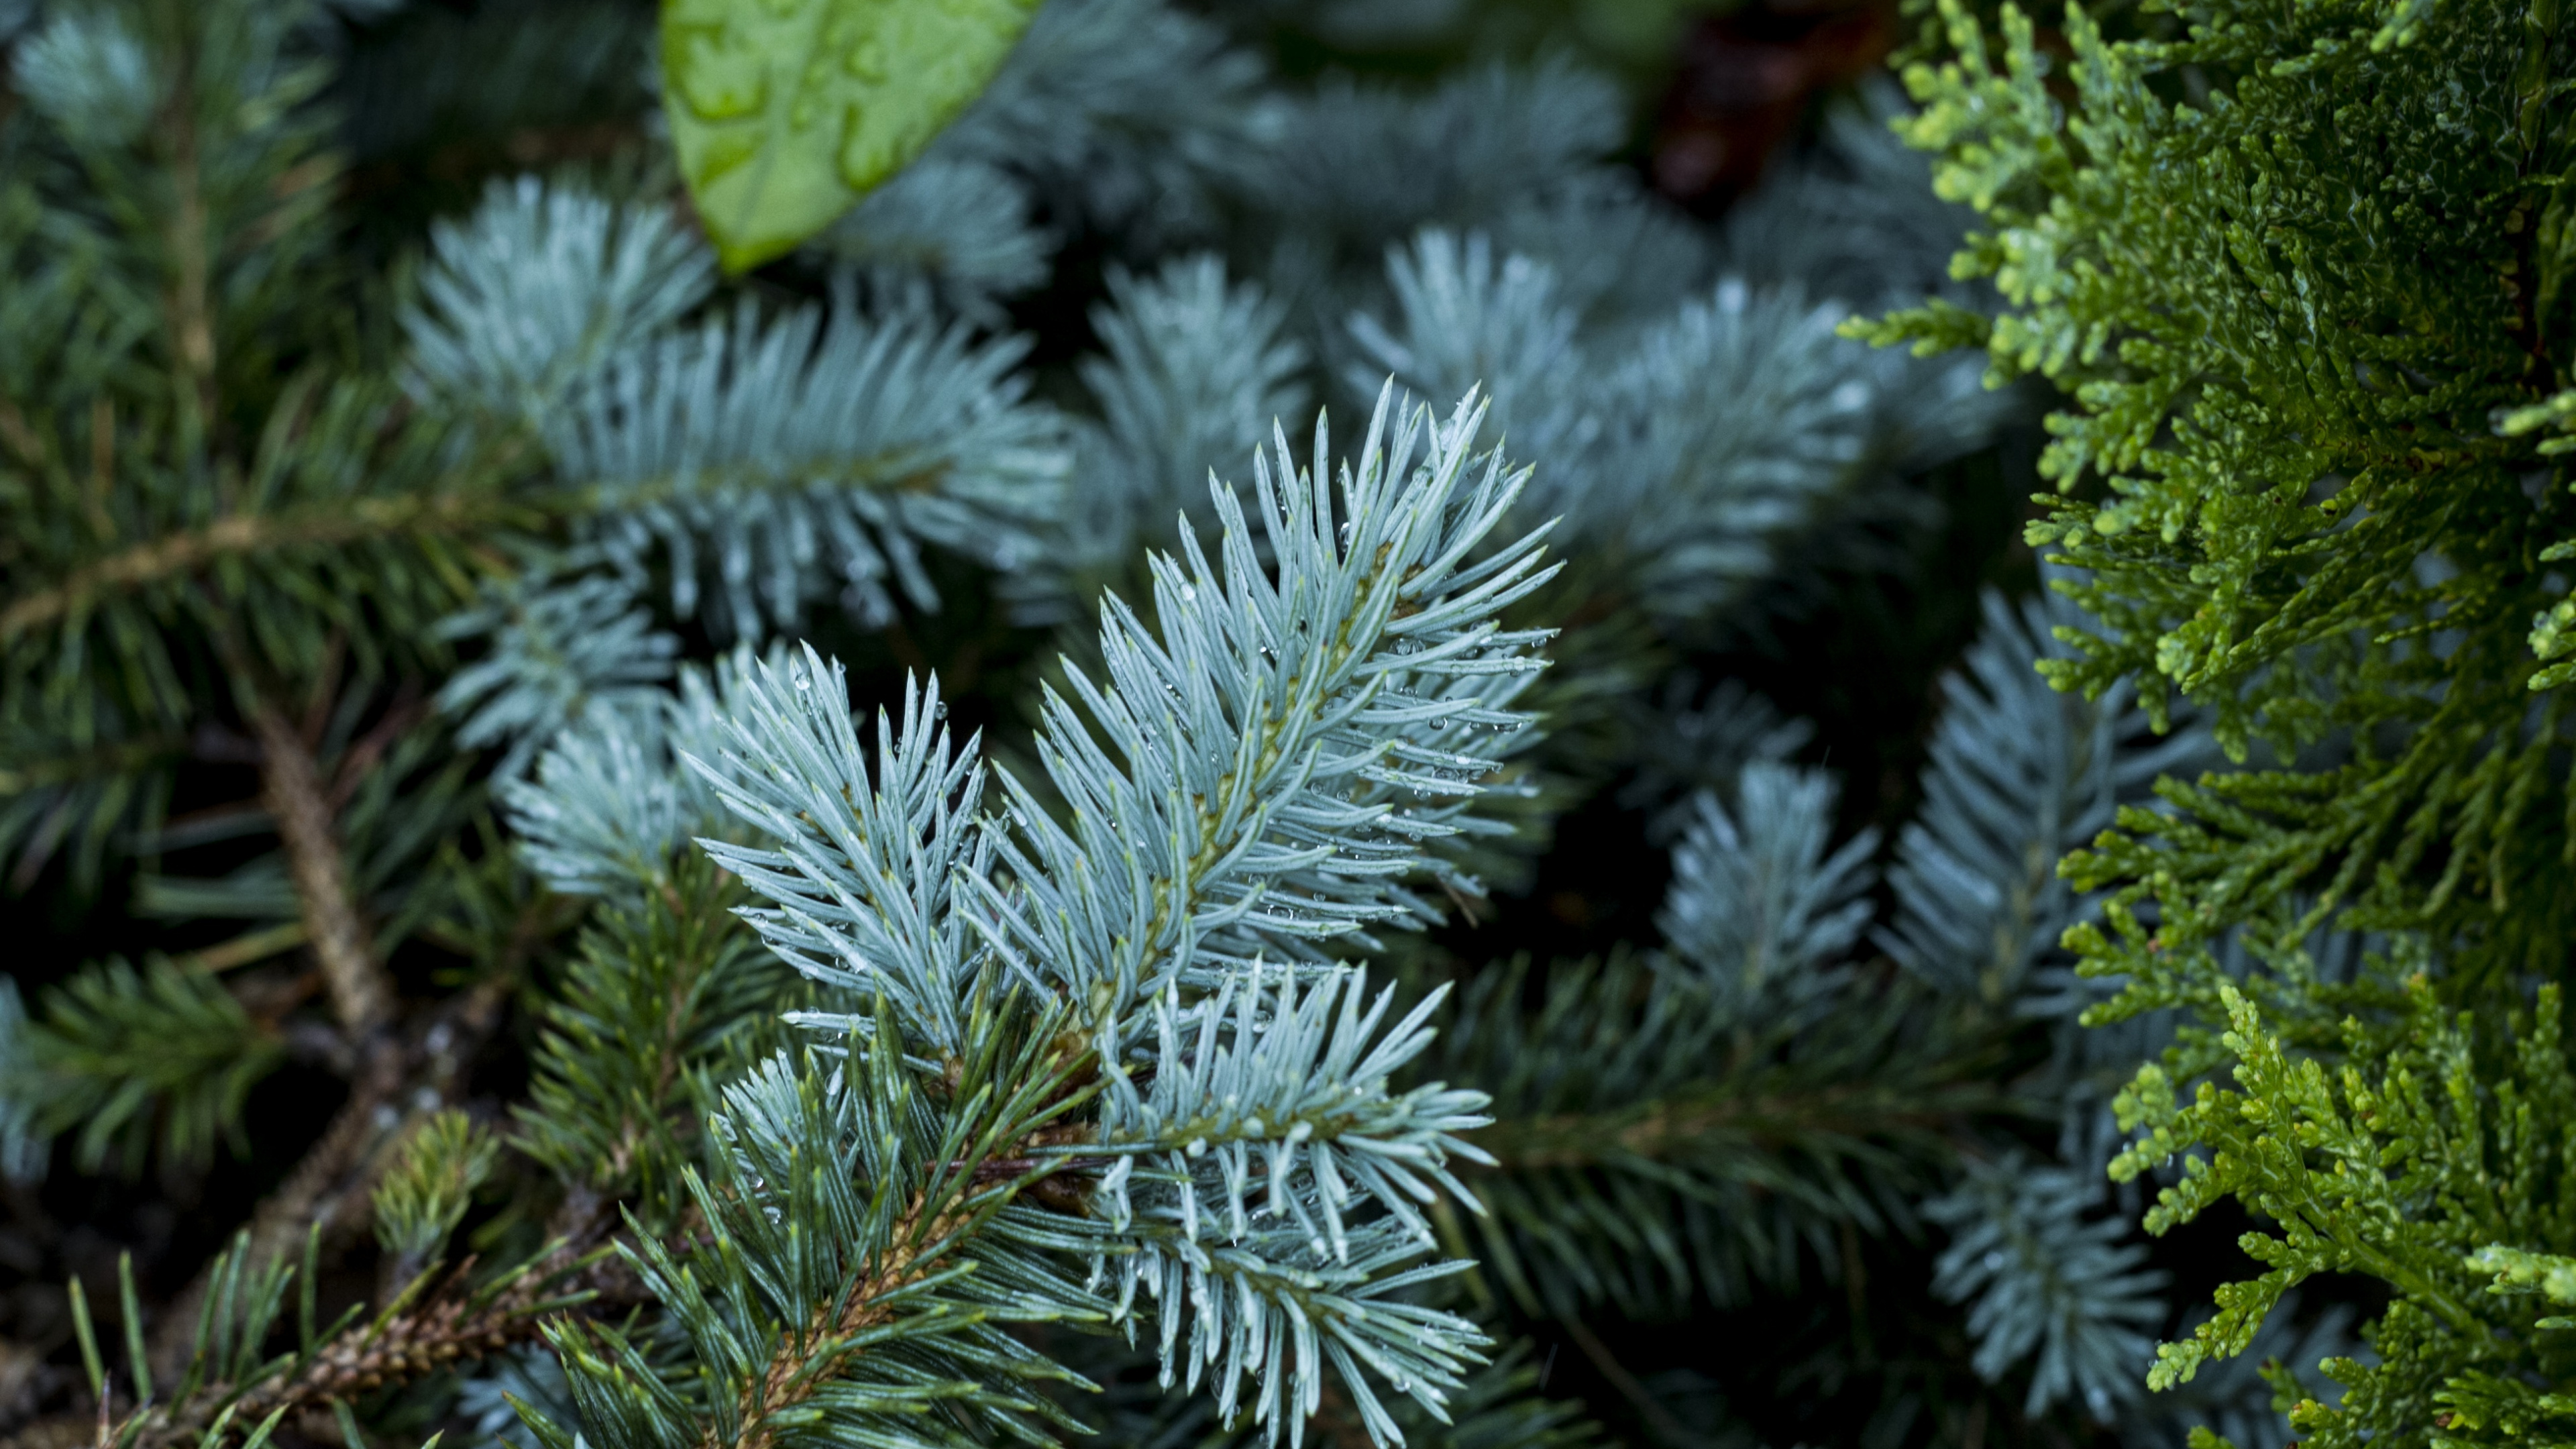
[0,0,2385,1444]
[13,957,284,1175]
[1861,0,2576,1436]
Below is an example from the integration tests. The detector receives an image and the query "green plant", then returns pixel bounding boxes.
[0,0,2296,1444]
[1866,0,2576,1436]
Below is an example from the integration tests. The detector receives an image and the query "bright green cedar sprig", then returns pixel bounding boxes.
[2108,979,2576,1448]
[1858,0,2576,1432]
[1854,0,2576,982]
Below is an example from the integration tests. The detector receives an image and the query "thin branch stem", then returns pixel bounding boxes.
[0,453,936,643]
[0,492,528,641]
[145,974,519,1382]
[247,702,392,1034]
[133,1239,643,1449]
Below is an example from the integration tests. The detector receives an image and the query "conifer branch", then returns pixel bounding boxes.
[515,853,782,1226]
[1860,0,2576,1428]
[138,1267,566,1449]
[247,701,393,1034]
[714,1195,974,1449]
[0,383,1016,651]
[124,1212,667,1449]
[144,971,521,1383]
[0,491,531,642]
[0,3,2104,1442]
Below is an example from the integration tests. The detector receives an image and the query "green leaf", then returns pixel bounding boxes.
[660,0,1040,272]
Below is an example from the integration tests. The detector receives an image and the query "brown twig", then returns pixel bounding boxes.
[247,701,394,1035]
[25,1244,612,1449]
[142,1056,400,1389]
[144,975,516,1385]
[708,1096,1108,1449]
[129,1240,639,1449]
[227,1263,561,1426]
[136,655,411,1379]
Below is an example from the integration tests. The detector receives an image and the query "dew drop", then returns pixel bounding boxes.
[934,700,951,720]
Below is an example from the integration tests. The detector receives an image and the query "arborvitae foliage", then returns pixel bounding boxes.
[1864,0,2576,1438]
[0,0,2388,1446]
